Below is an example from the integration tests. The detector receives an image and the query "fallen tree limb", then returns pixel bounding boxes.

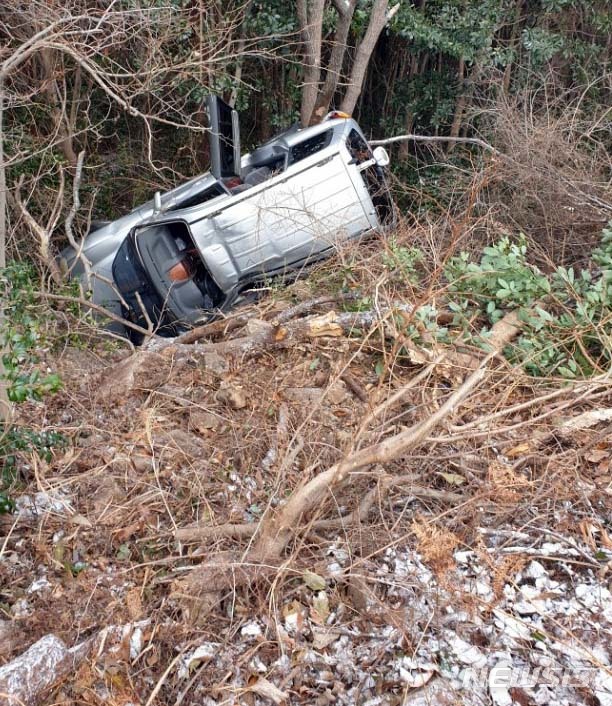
[174,294,361,345]
[95,306,413,399]
[175,480,390,545]
[173,308,527,615]
[431,387,612,445]
[502,404,612,458]
[149,307,409,360]
[356,353,446,438]
[274,293,360,324]
[369,133,499,154]
[99,299,484,397]
[174,473,464,543]
[175,313,251,345]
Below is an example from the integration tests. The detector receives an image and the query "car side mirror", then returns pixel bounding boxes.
[373,146,390,168]
[153,191,162,215]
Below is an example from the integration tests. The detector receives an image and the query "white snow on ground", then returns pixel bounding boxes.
[14,491,73,519]
[175,528,612,705]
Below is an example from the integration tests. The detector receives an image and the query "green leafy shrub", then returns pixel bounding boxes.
[443,226,612,377]
[387,224,611,379]
[0,427,66,514]
[383,239,424,285]
[445,235,551,323]
[0,262,62,402]
[0,261,65,512]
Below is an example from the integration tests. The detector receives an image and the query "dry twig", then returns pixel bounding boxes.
[172,307,529,614]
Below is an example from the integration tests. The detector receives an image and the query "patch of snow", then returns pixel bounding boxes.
[129,627,143,661]
[10,599,31,618]
[447,635,487,668]
[15,491,73,518]
[523,560,547,579]
[454,550,475,564]
[241,621,262,638]
[326,561,344,576]
[177,642,220,680]
[249,656,267,673]
[27,577,51,594]
[492,610,532,641]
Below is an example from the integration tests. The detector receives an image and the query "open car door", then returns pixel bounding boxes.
[206,95,241,179]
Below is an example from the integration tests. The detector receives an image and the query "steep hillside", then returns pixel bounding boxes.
[1,229,611,706]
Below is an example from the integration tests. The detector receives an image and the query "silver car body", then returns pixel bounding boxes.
[65,110,394,335]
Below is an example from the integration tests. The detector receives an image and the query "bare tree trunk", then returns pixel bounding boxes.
[259,94,272,141]
[398,110,414,159]
[297,0,326,127]
[448,57,466,143]
[0,77,11,424]
[311,0,358,124]
[447,58,483,153]
[502,0,523,95]
[398,52,418,160]
[40,50,78,166]
[339,1,399,115]
[229,0,254,108]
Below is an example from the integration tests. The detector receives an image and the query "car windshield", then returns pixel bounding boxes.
[288,129,332,165]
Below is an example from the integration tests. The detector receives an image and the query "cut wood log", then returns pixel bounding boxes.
[148,308,396,359]
[98,299,488,400]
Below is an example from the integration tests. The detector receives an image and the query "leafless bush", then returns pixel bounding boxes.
[0,0,277,266]
[474,90,612,266]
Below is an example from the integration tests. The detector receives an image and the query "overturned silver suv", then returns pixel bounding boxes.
[63,97,395,337]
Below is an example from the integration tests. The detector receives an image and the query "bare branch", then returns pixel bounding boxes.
[13,175,62,283]
[64,150,92,284]
[369,133,500,154]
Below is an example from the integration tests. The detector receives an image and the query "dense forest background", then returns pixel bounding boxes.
[1,0,610,260]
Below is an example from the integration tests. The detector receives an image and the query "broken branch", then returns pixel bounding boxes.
[173,306,529,612]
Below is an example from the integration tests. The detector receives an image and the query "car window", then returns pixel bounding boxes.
[346,129,372,164]
[288,129,332,165]
[347,129,372,164]
[169,182,227,211]
[359,164,394,225]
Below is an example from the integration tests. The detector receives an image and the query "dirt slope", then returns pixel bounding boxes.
[1,246,611,706]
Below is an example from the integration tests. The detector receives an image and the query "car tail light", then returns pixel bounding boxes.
[168,259,193,282]
[327,110,351,120]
